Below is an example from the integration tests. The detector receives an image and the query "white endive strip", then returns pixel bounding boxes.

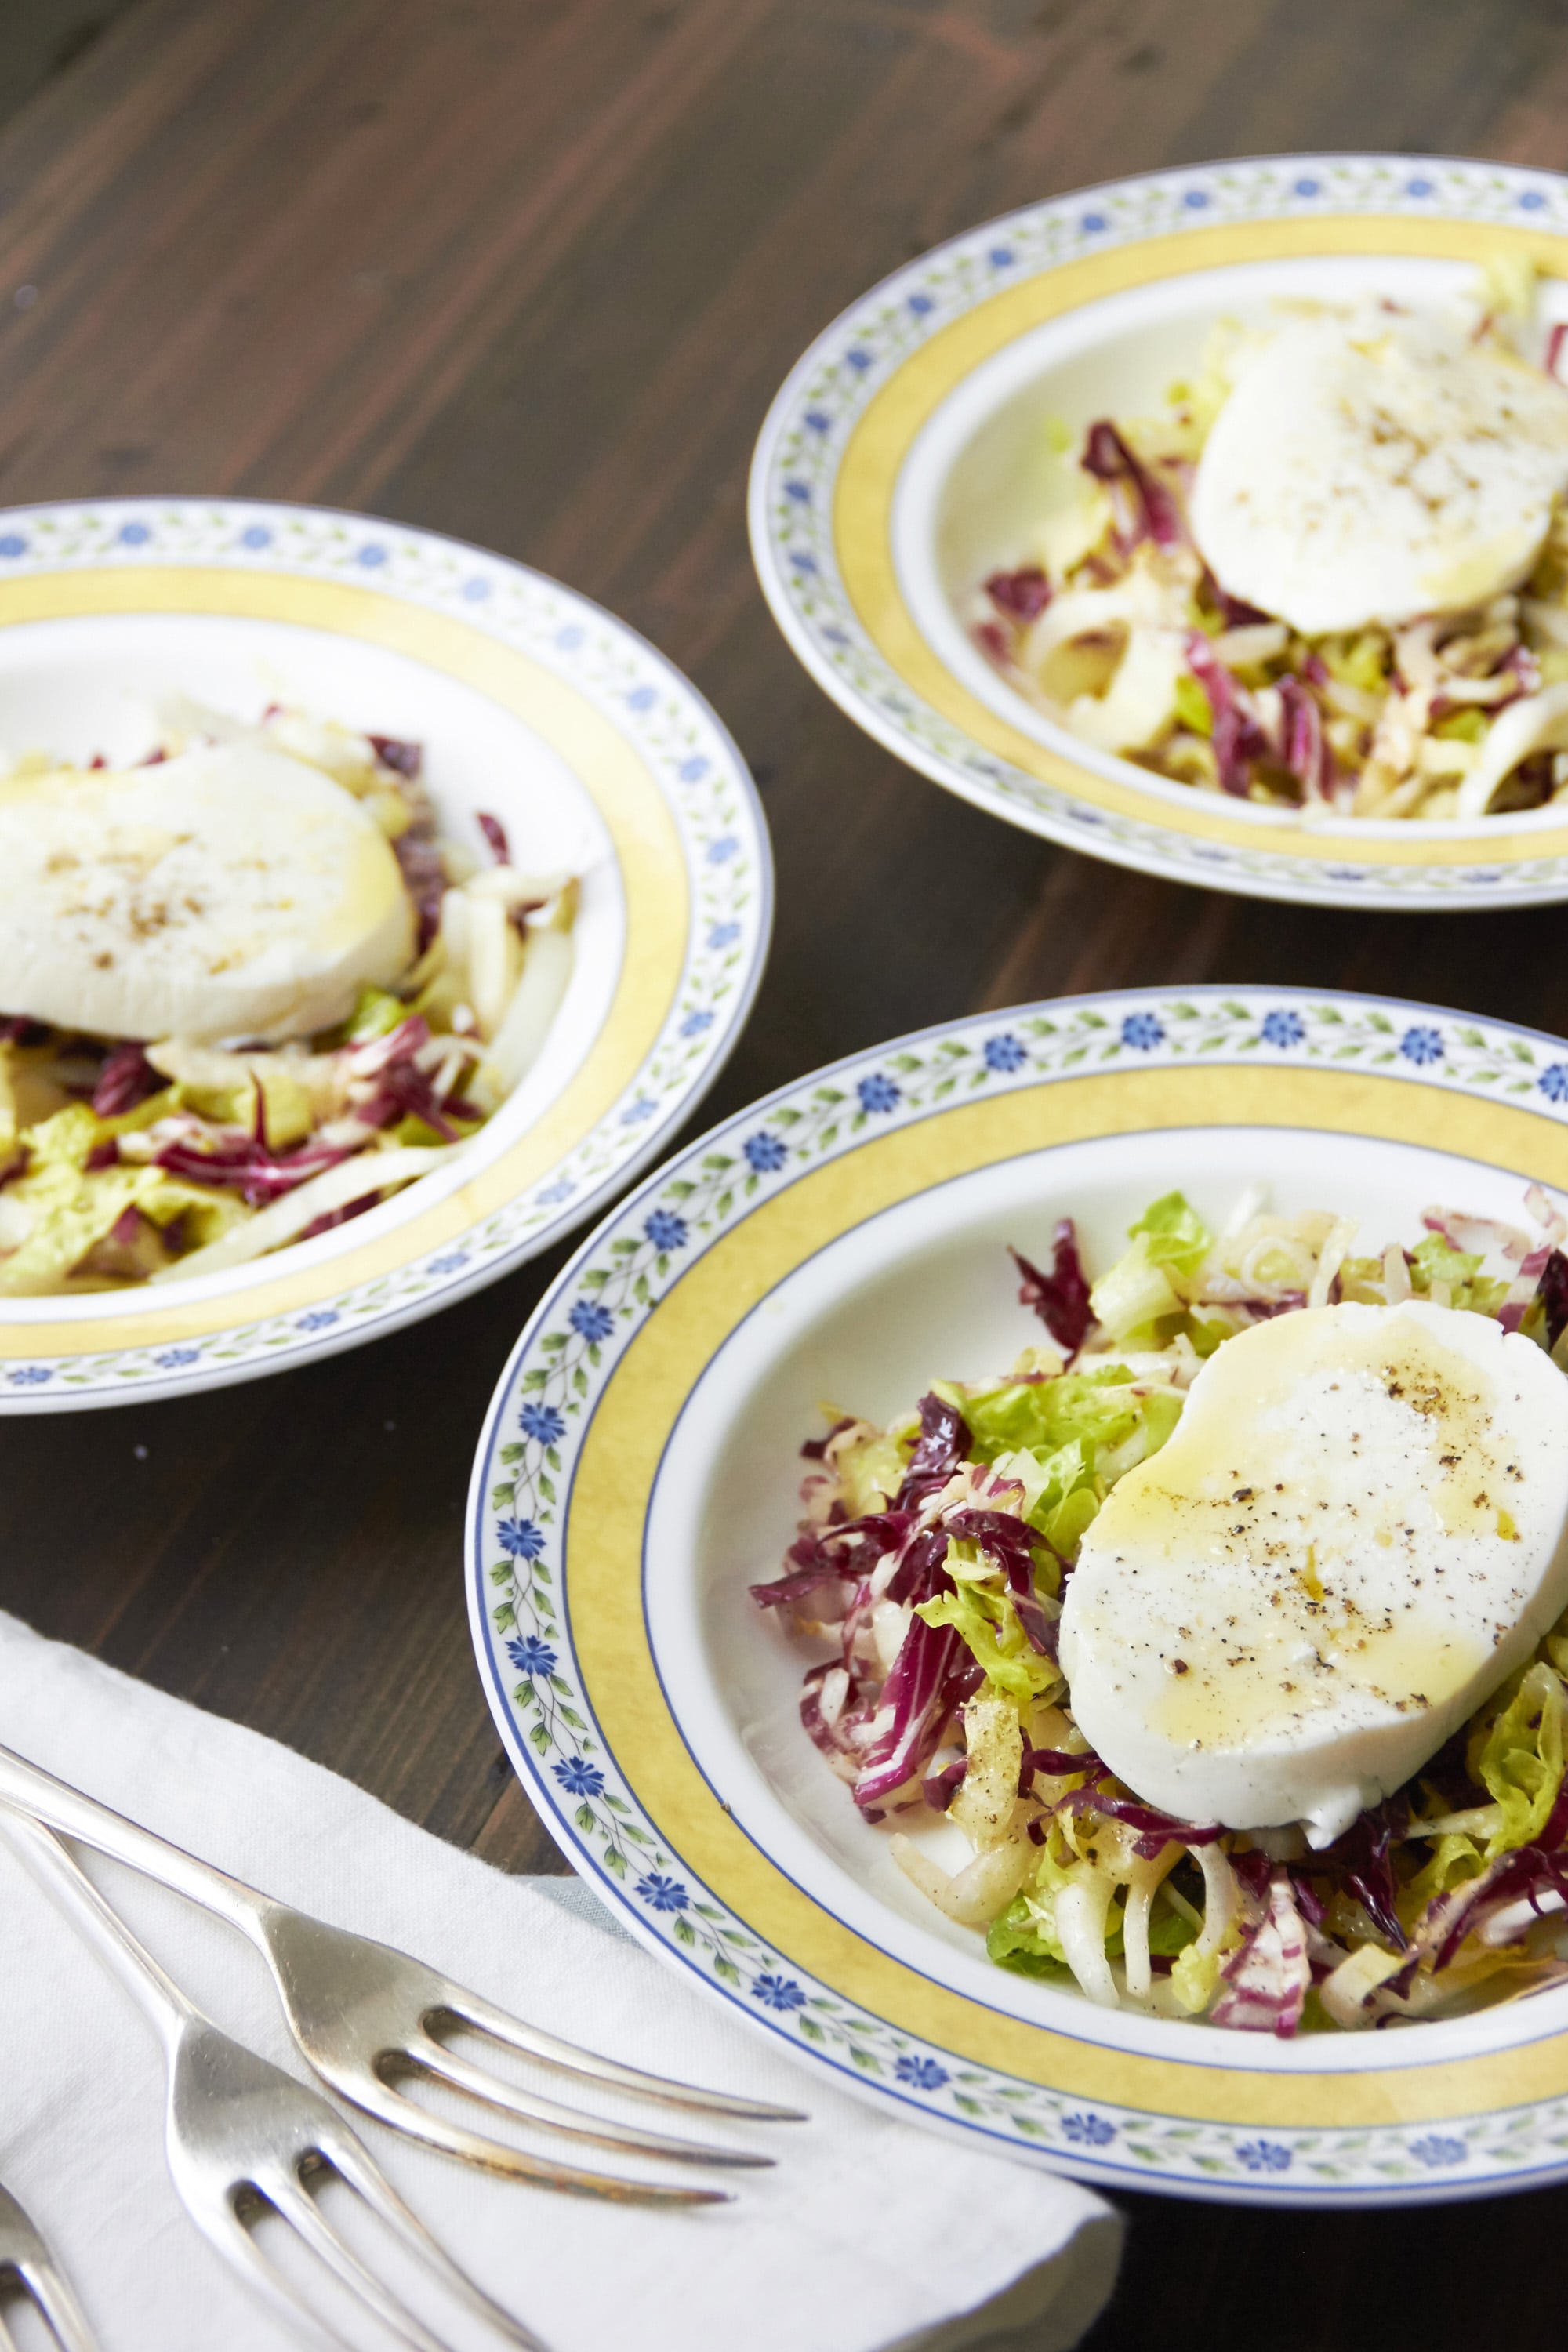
[483,929,574,1095]
[1454,683,1568,816]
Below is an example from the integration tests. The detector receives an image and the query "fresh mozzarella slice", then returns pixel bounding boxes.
[1058,1301,1568,1846]
[0,742,415,1044]
[1190,311,1568,634]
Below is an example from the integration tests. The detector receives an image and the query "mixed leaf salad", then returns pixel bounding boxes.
[752,1185,1568,2034]
[0,700,577,1292]
[974,259,1568,819]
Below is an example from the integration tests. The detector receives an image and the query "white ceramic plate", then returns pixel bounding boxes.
[470,985,1568,2205]
[750,152,1568,909]
[0,498,770,1410]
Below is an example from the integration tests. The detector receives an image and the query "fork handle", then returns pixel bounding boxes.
[0,1809,198,2060]
[0,1740,265,1941]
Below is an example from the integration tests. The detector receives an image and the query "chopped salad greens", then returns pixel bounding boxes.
[752,1185,1568,2033]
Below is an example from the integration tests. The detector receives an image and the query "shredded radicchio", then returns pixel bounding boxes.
[1277,675,1334,803]
[1513,1247,1568,1349]
[748,1547,851,1613]
[1080,419,1185,549]
[1051,1784,1222,1860]
[894,1392,972,1512]
[1210,1871,1311,2038]
[798,1661,865,1766]
[853,1617,982,1811]
[393,822,447,956]
[1305,1796,1409,1949]
[1203,572,1272,629]
[1010,1221,1094,1356]
[984,566,1053,622]
[884,1525,956,1606]
[153,1131,354,1208]
[476,810,512,866]
[1022,1746,1102,1781]
[368,734,423,779]
[1185,633,1273,797]
[360,1050,463,1142]
[92,1042,162,1117]
[296,1190,385,1243]
[749,1512,912,1610]
[924,1758,968,1812]
[1421,1788,1568,1969]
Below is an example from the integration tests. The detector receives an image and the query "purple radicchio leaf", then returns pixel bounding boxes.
[748,1533,852,1611]
[392,822,447,955]
[1052,1784,1223,1860]
[1185,633,1273,797]
[1529,1249,1568,1350]
[853,1613,982,1811]
[1210,1871,1311,2038]
[984,565,1053,622]
[1277,675,1334,803]
[894,1392,973,1512]
[1421,1784,1568,1969]
[1203,569,1273,628]
[924,1758,967,1812]
[1080,419,1184,549]
[368,733,423,779]
[476,810,512,866]
[92,1041,162,1117]
[1310,1796,1410,1949]
[1009,1221,1094,1356]
[884,1524,957,1606]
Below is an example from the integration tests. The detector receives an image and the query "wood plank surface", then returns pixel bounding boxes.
[0,2,1564,2343]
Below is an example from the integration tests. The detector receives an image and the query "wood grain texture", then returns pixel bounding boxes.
[1,2,1566,2339]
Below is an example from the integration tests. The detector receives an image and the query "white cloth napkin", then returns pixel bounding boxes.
[0,1610,1120,2352]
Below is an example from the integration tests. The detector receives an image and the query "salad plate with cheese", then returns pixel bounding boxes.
[471,986,1568,2202]
[752,153,1568,907]
[0,498,768,1407]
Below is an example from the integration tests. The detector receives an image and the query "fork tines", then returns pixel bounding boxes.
[0,2179,100,2352]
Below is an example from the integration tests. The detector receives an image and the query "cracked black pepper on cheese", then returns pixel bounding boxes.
[1058,1301,1568,1846]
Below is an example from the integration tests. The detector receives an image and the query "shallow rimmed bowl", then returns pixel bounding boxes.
[0,497,770,1410]
[750,152,1568,910]
[470,983,1568,2205]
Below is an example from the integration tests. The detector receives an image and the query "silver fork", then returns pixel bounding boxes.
[4,1811,541,2352]
[0,2176,100,2352]
[0,1741,799,2202]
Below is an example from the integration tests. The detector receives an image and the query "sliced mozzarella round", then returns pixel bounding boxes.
[0,742,415,1044]
[1058,1301,1568,1846]
[1190,312,1568,634]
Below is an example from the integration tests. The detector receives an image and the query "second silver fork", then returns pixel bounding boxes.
[0,2175,100,2352]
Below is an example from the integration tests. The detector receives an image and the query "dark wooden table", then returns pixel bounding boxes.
[0,1,1563,2341]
